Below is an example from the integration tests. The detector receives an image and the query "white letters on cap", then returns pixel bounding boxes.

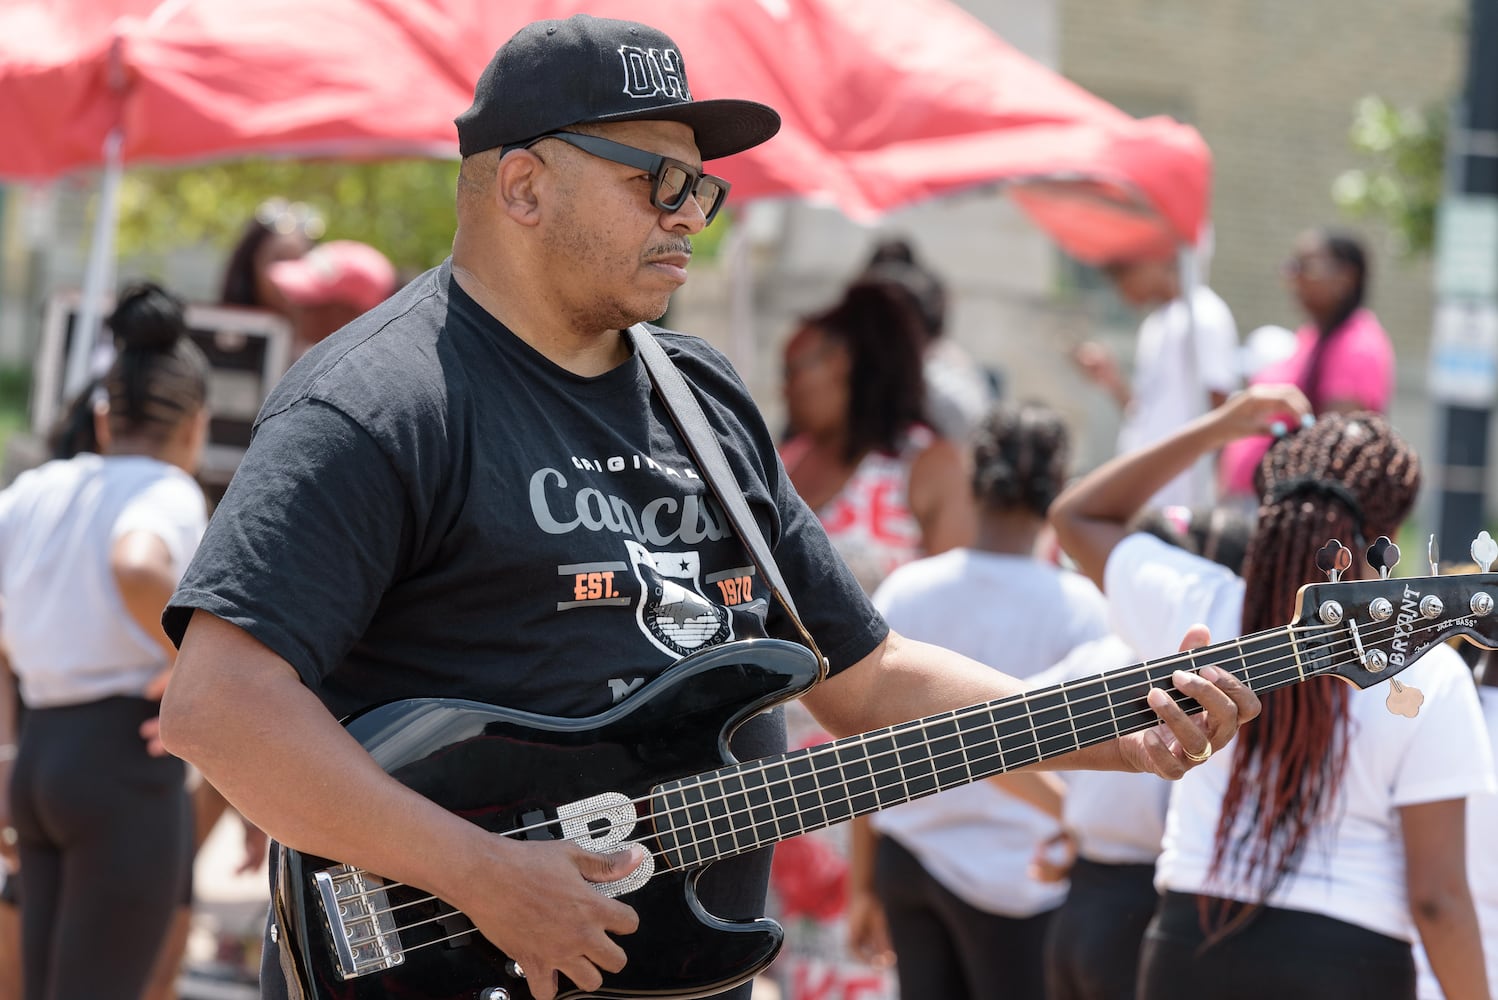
[617,45,690,101]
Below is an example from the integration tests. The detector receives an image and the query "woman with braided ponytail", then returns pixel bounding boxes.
[0,282,211,999]
[1050,384,1494,1000]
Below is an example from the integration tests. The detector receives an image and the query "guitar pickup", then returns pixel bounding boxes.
[314,864,406,980]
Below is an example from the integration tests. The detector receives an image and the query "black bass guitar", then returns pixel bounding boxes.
[272,538,1498,1000]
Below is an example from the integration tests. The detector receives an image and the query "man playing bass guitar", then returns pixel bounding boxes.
[157,15,1260,1000]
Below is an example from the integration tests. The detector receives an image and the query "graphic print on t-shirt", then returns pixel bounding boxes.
[625,540,733,658]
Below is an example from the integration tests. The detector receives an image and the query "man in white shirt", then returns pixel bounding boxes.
[1073,255,1240,509]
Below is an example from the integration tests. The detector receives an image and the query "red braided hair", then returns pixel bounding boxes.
[1200,411,1420,943]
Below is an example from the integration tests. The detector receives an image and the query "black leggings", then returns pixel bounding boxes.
[1138,891,1415,1000]
[9,696,192,1000]
[874,834,1052,1000]
[1045,858,1160,1000]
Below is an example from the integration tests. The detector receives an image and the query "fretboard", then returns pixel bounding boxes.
[651,625,1311,871]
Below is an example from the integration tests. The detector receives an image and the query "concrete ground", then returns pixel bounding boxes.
[179,814,268,1000]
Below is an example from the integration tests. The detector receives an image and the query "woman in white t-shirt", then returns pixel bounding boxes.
[1049,384,1494,1000]
[0,283,211,1000]
[847,402,1110,1000]
[1415,646,1498,999]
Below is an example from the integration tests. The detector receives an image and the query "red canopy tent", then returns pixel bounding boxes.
[0,0,1210,257]
[0,0,1211,390]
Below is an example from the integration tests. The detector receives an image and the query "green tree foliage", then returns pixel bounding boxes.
[115,155,735,276]
[1332,96,1446,258]
[116,158,461,274]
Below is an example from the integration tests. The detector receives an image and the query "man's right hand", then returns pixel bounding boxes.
[451,837,644,1000]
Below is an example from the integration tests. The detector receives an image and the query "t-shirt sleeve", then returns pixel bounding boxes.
[1193,291,1242,393]
[1103,533,1245,662]
[1317,314,1394,412]
[1390,650,1497,806]
[163,398,413,687]
[113,475,207,579]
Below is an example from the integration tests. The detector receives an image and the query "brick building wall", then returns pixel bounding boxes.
[1059,0,1470,527]
[1060,0,1462,339]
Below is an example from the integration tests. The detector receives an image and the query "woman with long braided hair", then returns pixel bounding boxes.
[1050,384,1493,1000]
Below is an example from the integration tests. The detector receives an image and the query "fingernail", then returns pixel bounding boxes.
[1173,670,1196,686]
[1199,665,1221,681]
[1270,420,1288,438]
[1147,688,1169,708]
[1301,413,1316,428]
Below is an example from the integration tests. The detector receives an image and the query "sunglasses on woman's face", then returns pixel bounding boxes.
[504,131,732,224]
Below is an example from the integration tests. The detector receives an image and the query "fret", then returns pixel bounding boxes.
[682,783,714,867]
[818,745,857,827]
[738,764,779,849]
[1061,678,1110,749]
[652,783,693,869]
[1028,687,1079,760]
[1101,676,1122,741]
[712,770,750,856]
[784,753,827,835]
[761,760,795,841]
[862,727,908,812]
[1238,627,1301,692]
[955,708,1002,779]
[844,740,880,816]
[1192,635,1260,683]
[1101,664,1158,739]
[922,713,968,791]
[989,698,1042,771]
[890,722,939,802]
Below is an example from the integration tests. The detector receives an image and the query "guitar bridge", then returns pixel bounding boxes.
[314,864,406,980]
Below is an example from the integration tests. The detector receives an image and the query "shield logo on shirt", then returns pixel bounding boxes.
[625,540,732,658]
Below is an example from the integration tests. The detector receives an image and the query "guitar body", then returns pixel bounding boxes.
[273,638,822,1000]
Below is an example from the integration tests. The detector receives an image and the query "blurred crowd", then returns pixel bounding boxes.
[758,226,1491,1000]
[0,189,1490,1000]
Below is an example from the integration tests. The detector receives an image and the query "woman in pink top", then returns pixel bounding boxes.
[1220,228,1394,500]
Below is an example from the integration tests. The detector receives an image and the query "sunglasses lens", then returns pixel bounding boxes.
[697,178,728,221]
[656,165,692,210]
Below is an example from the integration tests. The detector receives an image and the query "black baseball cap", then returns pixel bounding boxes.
[455,14,782,161]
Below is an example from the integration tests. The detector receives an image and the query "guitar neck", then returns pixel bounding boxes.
[651,626,1309,870]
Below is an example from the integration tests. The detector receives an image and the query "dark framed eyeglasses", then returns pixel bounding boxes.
[504,131,732,224]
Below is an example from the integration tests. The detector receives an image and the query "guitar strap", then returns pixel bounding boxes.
[628,324,829,683]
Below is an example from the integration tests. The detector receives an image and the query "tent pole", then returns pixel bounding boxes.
[64,128,123,400]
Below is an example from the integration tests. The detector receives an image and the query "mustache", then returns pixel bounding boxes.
[644,240,693,261]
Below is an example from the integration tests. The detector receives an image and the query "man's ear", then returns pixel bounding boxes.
[497,150,545,227]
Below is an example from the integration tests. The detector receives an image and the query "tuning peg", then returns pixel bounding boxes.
[1367,536,1400,580]
[1429,534,1440,576]
[1316,539,1353,583]
[1473,531,1498,573]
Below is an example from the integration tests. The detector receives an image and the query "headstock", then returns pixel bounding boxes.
[1292,534,1498,691]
